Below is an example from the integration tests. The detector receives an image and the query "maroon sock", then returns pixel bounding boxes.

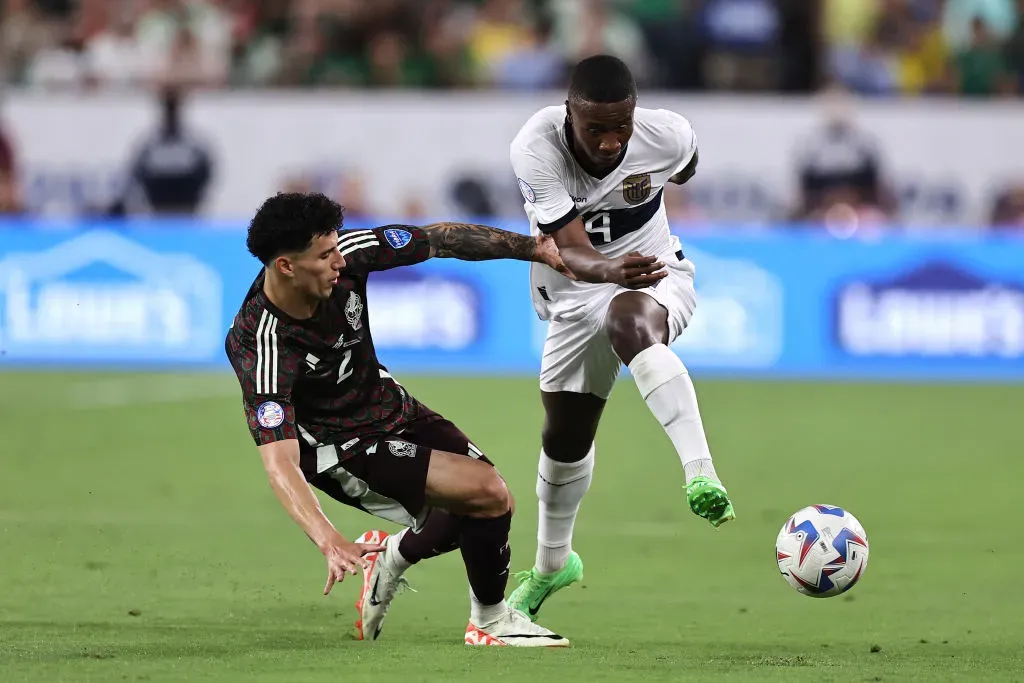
[397,509,461,564]
[459,511,512,605]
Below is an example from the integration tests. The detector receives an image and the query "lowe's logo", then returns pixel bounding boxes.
[0,230,223,361]
[833,262,1024,358]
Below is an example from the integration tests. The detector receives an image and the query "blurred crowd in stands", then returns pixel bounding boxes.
[1,0,1023,228]
[1,0,1023,96]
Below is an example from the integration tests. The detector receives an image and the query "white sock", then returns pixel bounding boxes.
[470,589,507,626]
[385,528,412,573]
[628,344,718,484]
[535,445,595,574]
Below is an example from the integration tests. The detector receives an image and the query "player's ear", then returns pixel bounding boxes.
[273,255,295,278]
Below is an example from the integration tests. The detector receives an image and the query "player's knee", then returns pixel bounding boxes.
[541,427,593,462]
[605,301,667,365]
[468,468,511,518]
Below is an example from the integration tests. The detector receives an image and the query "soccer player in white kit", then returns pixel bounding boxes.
[507,55,736,621]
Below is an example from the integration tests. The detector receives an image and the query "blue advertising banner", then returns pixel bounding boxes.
[1,219,1022,382]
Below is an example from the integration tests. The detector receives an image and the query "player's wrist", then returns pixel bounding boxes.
[311,525,347,553]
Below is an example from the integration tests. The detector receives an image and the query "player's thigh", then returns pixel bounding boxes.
[605,291,670,364]
[540,315,622,400]
[396,413,511,516]
[310,441,434,531]
[424,449,509,517]
[642,256,697,344]
[398,413,491,464]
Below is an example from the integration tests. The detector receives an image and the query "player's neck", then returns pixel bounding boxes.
[263,273,318,320]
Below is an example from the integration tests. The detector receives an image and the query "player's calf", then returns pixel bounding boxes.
[612,299,735,526]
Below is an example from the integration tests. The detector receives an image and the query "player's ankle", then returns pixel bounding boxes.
[536,545,569,574]
[683,459,719,484]
[470,597,507,627]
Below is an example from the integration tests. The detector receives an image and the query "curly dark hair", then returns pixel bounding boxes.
[246,192,345,264]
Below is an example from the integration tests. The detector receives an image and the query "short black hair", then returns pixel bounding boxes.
[246,192,344,265]
[568,55,636,105]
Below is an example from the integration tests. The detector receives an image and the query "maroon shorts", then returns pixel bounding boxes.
[309,413,491,529]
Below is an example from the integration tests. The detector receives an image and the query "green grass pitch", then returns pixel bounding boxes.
[2,371,1023,682]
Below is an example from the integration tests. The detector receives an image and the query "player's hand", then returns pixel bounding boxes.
[322,539,386,595]
[535,234,577,280]
[606,252,667,289]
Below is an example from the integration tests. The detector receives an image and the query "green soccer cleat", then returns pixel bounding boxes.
[507,551,584,622]
[686,476,736,528]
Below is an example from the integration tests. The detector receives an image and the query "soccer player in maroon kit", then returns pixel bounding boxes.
[226,192,571,647]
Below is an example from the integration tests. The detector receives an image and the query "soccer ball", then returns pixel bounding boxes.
[775,505,869,598]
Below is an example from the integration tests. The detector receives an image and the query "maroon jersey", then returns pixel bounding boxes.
[226,225,433,477]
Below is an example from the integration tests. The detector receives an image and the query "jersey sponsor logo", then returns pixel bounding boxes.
[387,440,417,458]
[383,228,412,249]
[518,178,536,203]
[256,401,285,429]
[622,173,652,205]
[345,291,364,331]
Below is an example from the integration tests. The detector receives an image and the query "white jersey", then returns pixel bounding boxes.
[510,105,697,321]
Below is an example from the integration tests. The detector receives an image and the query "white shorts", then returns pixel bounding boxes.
[536,252,697,399]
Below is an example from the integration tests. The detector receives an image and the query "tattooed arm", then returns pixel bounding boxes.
[421,222,572,276]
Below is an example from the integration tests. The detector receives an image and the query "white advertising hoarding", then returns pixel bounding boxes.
[5,92,1023,226]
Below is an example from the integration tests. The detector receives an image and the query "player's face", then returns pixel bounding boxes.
[283,233,345,300]
[567,99,635,170]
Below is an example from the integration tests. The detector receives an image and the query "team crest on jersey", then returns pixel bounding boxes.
[622,173,652,205]
[256,401,285,429]
[388,440,417,458]
[345,291,363,331]
[384,228,412,249]
[518,178,536,203]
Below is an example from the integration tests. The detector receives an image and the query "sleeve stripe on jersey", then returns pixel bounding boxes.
[337,229,372,244]
[339,235,380,256]
[255,309,280,395]
[338,230,379,249]
[537,206,580,234]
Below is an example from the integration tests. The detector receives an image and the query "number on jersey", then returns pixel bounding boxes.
[337,350,353,383]
[584,211,611,244]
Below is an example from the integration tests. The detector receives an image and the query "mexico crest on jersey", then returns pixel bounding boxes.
[345,291,363,331]
[388,440,417,458]
[622,173,652,205]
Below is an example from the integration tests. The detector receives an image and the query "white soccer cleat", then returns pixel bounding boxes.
[354,530,411,641]
[464,607,570,647]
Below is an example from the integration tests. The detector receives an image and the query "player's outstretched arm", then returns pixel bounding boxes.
[549,216,667,289]
[421,221,572,276]
[258,440,385,594]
